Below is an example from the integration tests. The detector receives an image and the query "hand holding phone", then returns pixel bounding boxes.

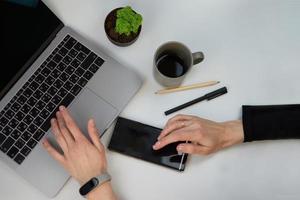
[108,117,188,171]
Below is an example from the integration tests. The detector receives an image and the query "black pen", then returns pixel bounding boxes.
[164,87,228,115]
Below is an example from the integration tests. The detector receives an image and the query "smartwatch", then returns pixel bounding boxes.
[79,172,111,197]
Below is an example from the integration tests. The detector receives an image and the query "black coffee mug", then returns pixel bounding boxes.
[153,41,204,87]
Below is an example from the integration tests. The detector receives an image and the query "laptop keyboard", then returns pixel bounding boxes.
[0,35,105,165]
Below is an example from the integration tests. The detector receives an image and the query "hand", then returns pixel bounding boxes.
[152,114,244,155]
[42,106,107,185]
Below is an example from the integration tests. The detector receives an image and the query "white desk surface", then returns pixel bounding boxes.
[1,0,300,199]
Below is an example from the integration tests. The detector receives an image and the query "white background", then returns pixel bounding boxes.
[1,0,300,199]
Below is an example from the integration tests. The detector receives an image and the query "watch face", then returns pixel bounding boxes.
[79,178,99,196]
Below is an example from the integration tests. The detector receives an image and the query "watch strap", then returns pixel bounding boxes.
[79,172,111,196]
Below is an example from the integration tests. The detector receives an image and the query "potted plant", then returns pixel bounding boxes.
[104,6,143,47]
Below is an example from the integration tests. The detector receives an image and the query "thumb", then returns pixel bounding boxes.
[87,119,104,151]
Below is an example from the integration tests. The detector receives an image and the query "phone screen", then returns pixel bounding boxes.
[108,117,188,171]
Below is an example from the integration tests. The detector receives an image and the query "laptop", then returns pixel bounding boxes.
[0,1,142,197]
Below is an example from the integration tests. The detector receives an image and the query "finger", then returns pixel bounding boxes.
[51,118,68,152]
[59,106,84,141]
[176,143,209,155]
[42,139,66,165]
[87,119,104,151]
[56,112,75,145]
[167,114,194,125]
[158,119,193,140]
[153,128,196,150]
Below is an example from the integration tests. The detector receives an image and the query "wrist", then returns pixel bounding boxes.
[221,120,244,148]
[86,181,116,200]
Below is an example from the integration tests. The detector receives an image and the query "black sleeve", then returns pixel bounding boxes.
[242,104,300,142]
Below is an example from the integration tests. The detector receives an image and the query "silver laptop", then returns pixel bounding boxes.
[0,1,142,197]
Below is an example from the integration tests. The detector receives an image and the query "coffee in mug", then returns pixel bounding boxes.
[153,41,204,87]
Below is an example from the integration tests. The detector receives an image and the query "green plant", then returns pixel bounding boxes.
[115,6,143,36]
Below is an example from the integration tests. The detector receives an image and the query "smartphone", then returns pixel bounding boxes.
[108,117,188,171]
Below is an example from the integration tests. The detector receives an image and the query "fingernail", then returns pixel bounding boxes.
[59,106,65,111]
[51,118,55,123]
[177,145,183,151]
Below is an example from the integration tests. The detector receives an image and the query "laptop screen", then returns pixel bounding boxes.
[0,1,63,99]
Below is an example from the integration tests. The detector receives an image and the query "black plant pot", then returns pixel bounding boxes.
[104,7,142,47]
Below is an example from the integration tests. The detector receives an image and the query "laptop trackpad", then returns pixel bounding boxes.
[68,88,118,136]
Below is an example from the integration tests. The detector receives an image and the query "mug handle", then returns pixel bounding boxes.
[192,52,204,65]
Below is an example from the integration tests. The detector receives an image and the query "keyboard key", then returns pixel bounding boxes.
[70,74,79,83]
[21,104,31,113]
[21,146,31,157]
[11,102,21,113]
[15,138,25,149]
[65,37,77,49]
[14,153,25,164]
[8,118,19,128]
[63,56,73,65]
[23,88,33,98]
[23,115,34,125]
[39,83,50,93]
[78,78,88,87]
[33,90,44,100]
[2,126,13,136]
[65,66,75,74]
[41,67,51,77]
[70,84,82,96]
[58,47,68,56]
[0,117,9,127]
[40,109,50,119]
[74,67,85,77]
[60,93,75,108]
[5,109,15,119]
[29,108,40,118]
[7,146,18,159]
[27,138,37,149]
[53,54,63,63]
[15,112,25,121]
[81,52,97,69]
[50,69,61,77]
[27,124,38,134]
[41,93,52,103]
[89,64,99,73]
[57,62,67,71]
[21,131,31,142]
[95,57,105,66]
[29,81,39,91]
[45,102,56,112]
[35,101,46,110]
[53,79,63,89]
[77,52,87,61]
[11,130,21,140]
[51,95,62,105]
[59,72,69,82]
[70,59,80,68]
[48,86,58,96]
[57,88,68,98]
[47,61,57,70]
[0,134,6,145]
[83,71,93,80]
[33,116,44,127]
[45,76,56,85]
[17,122,28,132]
[33,129,45,141]
[0,137,14,153]
[74,43,91,55]
[27,97,37,107]
[63,81,74,90]
[69,49,79,58]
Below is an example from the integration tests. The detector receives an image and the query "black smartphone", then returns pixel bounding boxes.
[108,117,188,171]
